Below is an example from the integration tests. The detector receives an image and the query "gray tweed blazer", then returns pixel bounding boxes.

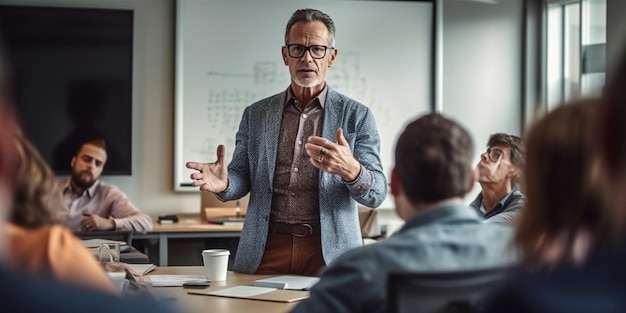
[216,86,387,273]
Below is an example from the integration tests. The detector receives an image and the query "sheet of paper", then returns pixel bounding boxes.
[254,275,320,290]
[207,286,276,297]
[147,275,209,287]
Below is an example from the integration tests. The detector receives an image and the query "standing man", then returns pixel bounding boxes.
[54,139,153,233]
[289,113,517,313]
[470,133,525,225]
[186,8,387,275]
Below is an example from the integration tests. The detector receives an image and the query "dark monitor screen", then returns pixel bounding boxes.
[0,5,133,175]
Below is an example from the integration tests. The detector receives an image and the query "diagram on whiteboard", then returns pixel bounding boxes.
[175,0,435,197]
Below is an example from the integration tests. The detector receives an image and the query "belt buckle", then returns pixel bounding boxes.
[291,223,313,238]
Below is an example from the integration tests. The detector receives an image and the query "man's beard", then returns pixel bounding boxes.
[71,171,96,189]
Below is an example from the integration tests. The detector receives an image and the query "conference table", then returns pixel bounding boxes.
[134,216,242,266]
[147,266,299,313]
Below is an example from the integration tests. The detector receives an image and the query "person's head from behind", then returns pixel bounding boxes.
[282,8,337,89]
[70,139,107,189]
[391,113,474,220]
[11,132,56,228]
[517,98,613,267]
[475,133,524,190]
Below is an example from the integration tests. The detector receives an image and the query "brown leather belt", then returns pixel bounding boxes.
[271,222,320,237]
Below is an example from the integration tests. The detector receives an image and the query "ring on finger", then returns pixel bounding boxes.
[320,148,327,156]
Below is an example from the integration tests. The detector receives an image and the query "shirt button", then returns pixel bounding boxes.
[291,192,295,196]
[294,168,299,172]
[297,139,302,145]
[302,114,307,119]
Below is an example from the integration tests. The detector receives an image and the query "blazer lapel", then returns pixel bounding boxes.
[320,88,344,188]
[263,92,286,188]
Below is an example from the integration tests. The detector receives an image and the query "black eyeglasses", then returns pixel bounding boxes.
[286,44,334,59]
[485,147,504,163]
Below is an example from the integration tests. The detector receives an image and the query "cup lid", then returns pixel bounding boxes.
[201,249,230,256]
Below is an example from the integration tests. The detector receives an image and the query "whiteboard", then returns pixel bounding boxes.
[175,0,436,194]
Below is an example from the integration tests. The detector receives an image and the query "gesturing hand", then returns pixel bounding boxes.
[305,129,361,181]
[186,144,229,193]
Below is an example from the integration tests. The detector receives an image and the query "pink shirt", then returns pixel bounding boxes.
[55,179,153,233]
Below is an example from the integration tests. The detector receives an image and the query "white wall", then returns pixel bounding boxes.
[377,0,526,234]
[443,0,523,203]
[1,0,525,220]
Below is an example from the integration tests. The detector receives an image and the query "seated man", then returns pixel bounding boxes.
[469,133,525,225]
[53,139,153,233]
[0,64,178,312]
[289,113,518,313]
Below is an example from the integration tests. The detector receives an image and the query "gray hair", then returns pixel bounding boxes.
[284,8,336,47]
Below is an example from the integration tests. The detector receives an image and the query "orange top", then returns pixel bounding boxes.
[5,223,117,294]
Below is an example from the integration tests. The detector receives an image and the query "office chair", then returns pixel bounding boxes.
[74,230,133,252]
[387,266,516,313]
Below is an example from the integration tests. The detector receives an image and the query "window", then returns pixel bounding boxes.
[545,0,606,109]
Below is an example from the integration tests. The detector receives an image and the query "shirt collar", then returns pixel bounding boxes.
[472,188,519,210]
[495,188,520,208]
[398,203,482,234]
[285,84,328,109]
[62,178,100,198]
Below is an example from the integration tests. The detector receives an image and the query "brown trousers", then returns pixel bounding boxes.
[255,230,326,276]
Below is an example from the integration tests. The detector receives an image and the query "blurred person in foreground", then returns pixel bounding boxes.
[5,132,117,293]
[484,56,626,312]
[514,98,614,270]
[469,133,525,226]
[289,113,518,313]
[0,49,180,312]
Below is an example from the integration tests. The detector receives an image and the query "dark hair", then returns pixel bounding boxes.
[395,113,474,205]
[285,8,336,47]
[517,98,614,267]
[486,133,525,188]
[10,132,56,228]
[75,138,107,157]
[601,44,626,175]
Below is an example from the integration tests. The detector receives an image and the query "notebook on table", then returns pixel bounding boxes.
[188,285,309,303]
[253,275,320,291]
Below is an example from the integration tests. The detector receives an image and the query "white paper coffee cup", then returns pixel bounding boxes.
[201,249,230,281]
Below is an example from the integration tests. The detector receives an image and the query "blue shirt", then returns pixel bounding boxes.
[469,189,526,226]
[289,203,519,313]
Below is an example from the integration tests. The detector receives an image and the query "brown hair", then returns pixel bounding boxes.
[516,98,614,267]
[75,138,107,157]
[395,113,474,205]
[10,132,57,228]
